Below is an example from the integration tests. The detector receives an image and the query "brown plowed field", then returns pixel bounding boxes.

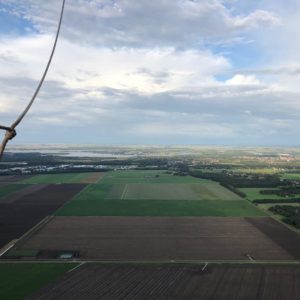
[19,216,298,261]
[27,264,300,300]
[247,217,300,260]
[0,184,86,249]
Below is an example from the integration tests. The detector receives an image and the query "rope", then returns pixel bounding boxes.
[0,0,66,161]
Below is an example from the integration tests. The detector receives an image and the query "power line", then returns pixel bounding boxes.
[0,0,66,161]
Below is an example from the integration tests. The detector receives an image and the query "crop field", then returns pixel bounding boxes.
[239,188,287,201]
[66,181,242,201]
[282,173,300,180]
[122,183,242,200]
[100,170,203,184]
[56,175,262,216]
[0,263,77,300]
[18,216,296,260]
[57,199,264,217]
[28,264,300,300]
[0,184,31,201]
[0,184,86,248]
[79,172,104,183]
[20,172,102,184]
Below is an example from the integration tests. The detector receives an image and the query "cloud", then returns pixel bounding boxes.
[225,74,260,85]
[1,0,300,146]
[0,0,280,48]
[0,34,230,94]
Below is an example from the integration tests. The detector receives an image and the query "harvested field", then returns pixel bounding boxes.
[0,184,86,249]
[79,172,104,183]
[19,216,296,261]
[28,264,300,300]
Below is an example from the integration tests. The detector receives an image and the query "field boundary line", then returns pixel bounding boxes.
[202,262,208,271]
[121,184,128,200]
[96,172,105,183]
[68,262,85,273]
[55,184,90,215]
[0,239,17,257]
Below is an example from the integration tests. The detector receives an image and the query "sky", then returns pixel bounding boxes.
[0,0,300,146]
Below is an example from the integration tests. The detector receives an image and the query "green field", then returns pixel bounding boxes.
[240,187,300,201]
[0,263,77,300]
[100,170,203,184]
[0,184,30,201]
[55,171,262,216]
[122,183,241,200]
[56,198,265,217]
[282,173,300,180]
[21,173,92,184]
[239,188,288,201]
[71,181,242,201]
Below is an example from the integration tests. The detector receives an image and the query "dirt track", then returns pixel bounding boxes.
[19,216,299,261]
[27,264,300,300]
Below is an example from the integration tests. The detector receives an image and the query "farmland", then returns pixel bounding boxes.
[240,188,288,201]
[122,183,242,200]
[28,264,300,300]
[20,172,103,184]
[282,173,300,180]
[0,184,30,201]
[0,263,77,300]
[0,183,86,248]
[56,199,264,217]
[18,216,296,260]
[55,171,263,216]
[100,170,203,184]
[1,158,300,299]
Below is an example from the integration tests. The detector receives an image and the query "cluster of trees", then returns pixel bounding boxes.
[253,198,300,204]
[269,205,300,229]
[260,186,300,197]
[189,170,284,188]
